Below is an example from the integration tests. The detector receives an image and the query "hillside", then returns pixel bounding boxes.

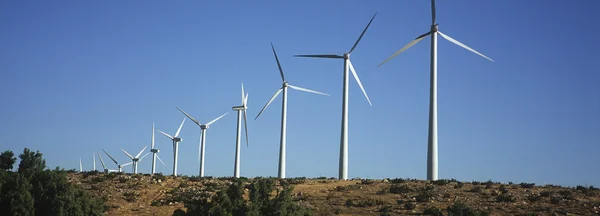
[69,172,600,215]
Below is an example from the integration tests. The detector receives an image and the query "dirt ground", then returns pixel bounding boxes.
[69,173,600,216]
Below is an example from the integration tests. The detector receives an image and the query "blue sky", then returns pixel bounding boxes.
[1,1,598,186]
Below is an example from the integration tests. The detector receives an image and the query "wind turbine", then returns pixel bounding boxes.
[294,13,376,180]
[231,83,249,178]
[93,152,96,171]
[157,118,186,176]
[378,0,493,180]
[149,122,167,175]
[255,43,329,179]
[79,157,82,173]
[121,146,150,174]
[97,152,118,173]
[176,107,227,177]
[102,149,133,173]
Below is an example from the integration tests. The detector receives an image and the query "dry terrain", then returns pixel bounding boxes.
[69,172,600,215]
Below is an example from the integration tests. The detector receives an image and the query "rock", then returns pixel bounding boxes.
[169,202,173,206]
[382,179,389,183]
[158,179,162,183]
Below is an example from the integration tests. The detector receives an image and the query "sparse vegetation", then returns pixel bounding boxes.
[404,202,416,210]
[389,183,413,194]
[447,202,488,216]
[423,206,444,216]
[520,182,535,188]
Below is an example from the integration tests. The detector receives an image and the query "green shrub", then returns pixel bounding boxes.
[433,179,450,186]
[519,182,535,188]
[423,206,444,216]
[550,196,561,204]
[469,186,483,193]
[527,194,542,203]
[416,186,436,202]
[496,193,515,202]
[499,185,509,194]
[404,202,416,210]
[447,202,488,216]
[390,178,408,184]
[454,182,464,189]
[389,184,412,194]
[559,190,573,200]
[540,190,552,197]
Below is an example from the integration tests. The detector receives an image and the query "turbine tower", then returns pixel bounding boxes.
[79,157,82,173]
[149,122,167,175]
[102,149,133,173]
[231,83,249,178]
[176,107,227,177]
[255,43,329,179]
[93,152,96,171]
[294,13,376,180]
[157,118,186,176]
[378,0,493,180]
[121,146,150,174]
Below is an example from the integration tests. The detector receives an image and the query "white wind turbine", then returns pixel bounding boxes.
[176,107,227,177]
[149,122,167,175]
[231,83,249,178]
[97,152,118,173]
[157,118,186,176]
[102,149,133,173]
[121,145,151,174]
[378,0,493,180]
[79,157,82,173]
[255,43,329,179]
[294,13,376,180]
[93,152,96,171]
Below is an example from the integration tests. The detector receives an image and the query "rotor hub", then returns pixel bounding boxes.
[282,82,289,88]
[133,158,139,162]
[200,125,208,130]
[173,137,182,142]
[431,24,439,32]
[151,149,159,153]
[343,53,350,59]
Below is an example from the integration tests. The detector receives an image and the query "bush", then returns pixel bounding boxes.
[389,184,412,194]
[540,190,552,197]
[447,202,488,216]
[415,186,436,202]
[404,202,416,210]
[433,179,450,186]
[469,186,483,193]
[423,206,444,216]
[550,196,561,204]
[499,185,509,194]
[496,193,516,202]
[558,190,573,200]
[390,178,408,184]
[182,178,311,215]
[0,149,106,216]
[454,182,464,189]
[519,182,535,188]
[527,194,542,203]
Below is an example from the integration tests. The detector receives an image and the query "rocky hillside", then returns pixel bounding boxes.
[69,172,600,215]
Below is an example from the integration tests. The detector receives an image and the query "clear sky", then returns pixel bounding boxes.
[1,0,598,186]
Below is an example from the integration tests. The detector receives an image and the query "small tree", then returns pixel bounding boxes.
[0,150,16,171]
[0,173,35,216]
[18,148,46,178]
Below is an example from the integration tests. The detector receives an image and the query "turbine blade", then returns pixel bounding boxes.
[157,130,174,140]
[198,132,202,163]
[156,154,166,167]
[271,42,286,82]
[151,122,155,149]
[97,152,107,169]
[293,54,344,59]
[122,162,133,167]
[349,12,377,54]
[288,85,330,96]
[431,0,436,24]
[174,118,186,138]
[348,60,372,106]
[378,31,431,67]
[243,110,249,147]
[102,149,119,166]
[140,152,151,161]
[121,148,134,159]
[206,113,228,126]
[254,88,283,120]
[244,93,249,107]
[437,31,494,62]
[241,83,245,104]
[176,107,201,126]
[135,145,148,159]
